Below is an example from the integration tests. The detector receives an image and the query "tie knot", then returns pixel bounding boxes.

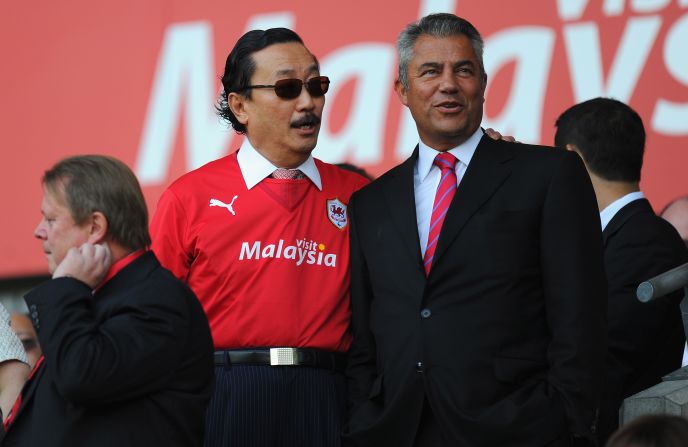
[272,168,304,180]
[433,152,458,171]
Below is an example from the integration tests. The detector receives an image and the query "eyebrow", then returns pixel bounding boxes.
[416,59,476,71]
[274,63,320,78]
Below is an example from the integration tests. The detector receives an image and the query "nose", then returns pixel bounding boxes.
[34,220,47,240]
[438,68,459,93]
[295,84,316,111]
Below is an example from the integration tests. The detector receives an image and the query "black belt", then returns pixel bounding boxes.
[214,348,346,372]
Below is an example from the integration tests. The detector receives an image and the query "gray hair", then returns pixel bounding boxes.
[397,13,485,89]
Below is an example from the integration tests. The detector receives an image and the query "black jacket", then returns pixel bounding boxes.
[2,252,214,446]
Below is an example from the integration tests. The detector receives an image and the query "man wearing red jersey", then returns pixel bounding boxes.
[150,28,368,447]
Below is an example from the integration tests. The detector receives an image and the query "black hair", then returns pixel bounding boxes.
[555,97,645,182]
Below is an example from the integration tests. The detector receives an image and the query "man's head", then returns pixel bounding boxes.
[555,97,645,183]
[217,28,329,167]
[661,196,688,245]
[34,155,150,273]
[395,13,487,151]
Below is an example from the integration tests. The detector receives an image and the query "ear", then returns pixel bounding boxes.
[228,92,249,126]
[480,72,488,103]
[564,143,578,153]
[394,79,409,107]
[86,211,108,244]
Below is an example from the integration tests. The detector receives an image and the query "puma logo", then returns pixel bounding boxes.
[209,196,238,215]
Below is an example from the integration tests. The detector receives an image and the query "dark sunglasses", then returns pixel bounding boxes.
[242,76,330,100]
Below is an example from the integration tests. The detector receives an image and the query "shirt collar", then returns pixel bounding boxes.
[600,191,645,231]
[416,127,483,182]
[236,139,322,190]
[95,248,147,293]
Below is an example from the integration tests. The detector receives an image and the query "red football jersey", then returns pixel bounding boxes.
[151,153,368,352]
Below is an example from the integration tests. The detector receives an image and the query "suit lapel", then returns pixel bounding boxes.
[382,147,424,266]
[431,136,513,270]
[602,198,652,245]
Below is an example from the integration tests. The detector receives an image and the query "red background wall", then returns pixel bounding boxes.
[2,0,686,277]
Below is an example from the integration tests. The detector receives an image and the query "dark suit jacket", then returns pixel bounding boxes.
[597,198,688,443]
[2,252,214,447]
[345,136,607,447]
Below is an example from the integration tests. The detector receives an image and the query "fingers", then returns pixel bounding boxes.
[79,243,111,267]
[484,128,502,140]
[53,243,113,289]
[484,128,519,143]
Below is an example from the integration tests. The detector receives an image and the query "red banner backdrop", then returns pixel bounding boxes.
[2,0,687,278]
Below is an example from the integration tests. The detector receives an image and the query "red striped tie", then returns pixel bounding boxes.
[423,152,458,275]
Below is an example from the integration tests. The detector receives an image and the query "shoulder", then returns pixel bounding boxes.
[315,159,370,195]
[607,201,687,263]
[166,153,240,193]
[112,253,194,302]
[615,203,684,243]
[494,139,577,168]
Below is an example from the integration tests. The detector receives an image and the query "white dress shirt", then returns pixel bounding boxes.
[599,191,645,232]
[414,128,483,255]
[236,138,322,191]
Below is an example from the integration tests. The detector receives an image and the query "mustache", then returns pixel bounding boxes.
[291,113,321,127]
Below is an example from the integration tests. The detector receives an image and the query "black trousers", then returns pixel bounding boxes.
[204,364,346,447]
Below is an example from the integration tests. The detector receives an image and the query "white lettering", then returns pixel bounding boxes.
[556,0,590,20]
[324,254,337,267]
[652,13,688,135]
[261,244,276,258]
[240,241,261,260]
[244,12,294,30]
[563,16,661,101]
[276,239,284,258]
[307,251,316,265]
[284,246,297,259]
[135,14,295,186]
[557,0,683,20]
[632,0,671,13]
[603,0,626,16]
[135,22,232,185]
[296,248,307,266]
[315,43,395,165]
[482,27,555,144]
[417,0,457,17]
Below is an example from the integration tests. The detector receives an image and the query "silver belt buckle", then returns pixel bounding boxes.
[270,347,297,366]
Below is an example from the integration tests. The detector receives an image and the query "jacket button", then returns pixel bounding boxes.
[416,361,424,372]
[420,308,432,319]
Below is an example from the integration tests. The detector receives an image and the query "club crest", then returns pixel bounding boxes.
[326,198,348,230]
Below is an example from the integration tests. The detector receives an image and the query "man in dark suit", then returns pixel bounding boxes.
[555,98,688,444]
[344,13,607,447]
[1,156,214,446]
